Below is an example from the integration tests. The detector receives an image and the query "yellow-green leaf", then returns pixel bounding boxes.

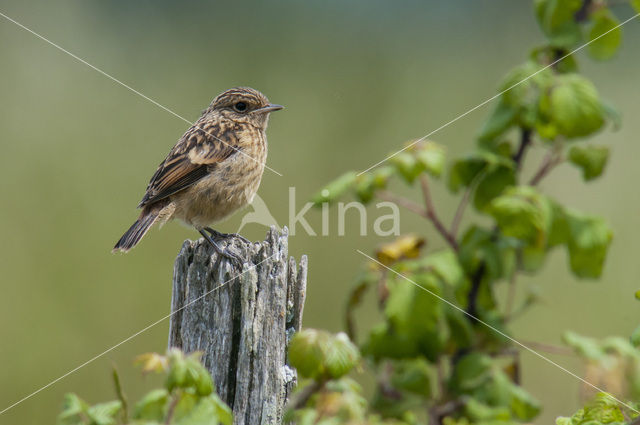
[568,145,609,181]
[312,171,357,205]
[588,10,622,61]
[548,74,605,138]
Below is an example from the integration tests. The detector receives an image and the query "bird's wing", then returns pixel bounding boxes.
[138,123,238,208]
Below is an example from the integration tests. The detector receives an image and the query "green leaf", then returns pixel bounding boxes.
[448,150,514,200]
[633,0,640,13]
[391,152,423,183]
[521,244,547,273]
[414,142,446,178]
[565,210,613,279]
[631,324,640,348]
[488,186,552,245]
[422,249,465,287]
[57,393,90,425]
[535,0,583,47]
[362,322,422,360]
[173,393,231,425]
[133,389,169,421]
[473,166,516,211]
[288,329,330,380]
[581,393,626,424]
[312,172,357,205]
[508,383,541,421]
[588,10,622,61]
[530,46,579,74]
[208,394,233,425]
[464,399,511,422]
[323,332,361,379]
[450,353,493,393]
[390,358,433,398]
[568,145,609,181]
[563,331,604,360]
[445,308,474,349]
[184,354,214,396]
[548,201,571,248]
[449,157,486,192]
[385,273,442,336]
[86,401,122,425]
[363,272,446,362]
[288,329,360,380]
[500,61,553,108]
[355,166,395,203]
[458,226,517,282]
[547,74,605,139]
[166,352,188,392]
[478,100,517,143]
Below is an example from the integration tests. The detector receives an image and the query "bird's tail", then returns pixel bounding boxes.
[112,210,159,253]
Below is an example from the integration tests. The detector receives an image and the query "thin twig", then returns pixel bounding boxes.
[376,184,458,251]
[465,263,486,321]
[450,128,532,240]
[287,381,324,411]
[112,366,128,424]
[450,185,473,241]
[529,150,563,186]
[165,392,180,425]
[513,129,532,170]
[420,175,459,251]
[376,190,425,217]
[520,340,574,356]
[449,166,488,239]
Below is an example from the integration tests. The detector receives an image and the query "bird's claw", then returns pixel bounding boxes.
[198,229,245,268]
[220,247,245,267]
[204,227,251,245]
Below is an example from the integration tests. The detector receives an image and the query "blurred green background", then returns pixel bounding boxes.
[0,0,638,423]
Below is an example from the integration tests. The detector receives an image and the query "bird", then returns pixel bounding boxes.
[113,87,283,263]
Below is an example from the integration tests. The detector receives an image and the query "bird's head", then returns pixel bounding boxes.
[206,87,283,129]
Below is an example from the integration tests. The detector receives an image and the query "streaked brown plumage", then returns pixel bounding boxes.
[113,87,282,262]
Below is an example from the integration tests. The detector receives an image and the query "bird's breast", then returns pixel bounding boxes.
[173,129,267,228]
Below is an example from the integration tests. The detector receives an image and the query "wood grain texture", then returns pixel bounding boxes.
[168,226,307,424]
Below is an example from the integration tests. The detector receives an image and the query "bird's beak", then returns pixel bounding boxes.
[253,104,284,114]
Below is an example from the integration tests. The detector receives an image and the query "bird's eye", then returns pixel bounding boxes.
[233,102,248,112]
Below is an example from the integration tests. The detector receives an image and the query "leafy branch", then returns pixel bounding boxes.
[298,1,639,424]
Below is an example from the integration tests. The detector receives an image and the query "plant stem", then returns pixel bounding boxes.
[520,340,574,356]
[376,183,459,251]
[449,165,488,239]
[420,175,459,251]
[376,190,425,216]
[574,0,593,22]
[165,393,180,425]
[465,262,486,322]
[529,150,562,186]
[450,185,472,240]
[112,366,128,425]
[287,380,324,410]
[513,129,532,170]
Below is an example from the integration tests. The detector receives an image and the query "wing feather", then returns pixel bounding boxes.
[137,123,237,207]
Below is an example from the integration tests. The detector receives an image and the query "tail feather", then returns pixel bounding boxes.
[113,212,159,253]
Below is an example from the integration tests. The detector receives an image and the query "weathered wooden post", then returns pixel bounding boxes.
[168,227,307,424]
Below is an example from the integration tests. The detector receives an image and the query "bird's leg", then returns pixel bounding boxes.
[204,227,251,245]
[198,229,244,266]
